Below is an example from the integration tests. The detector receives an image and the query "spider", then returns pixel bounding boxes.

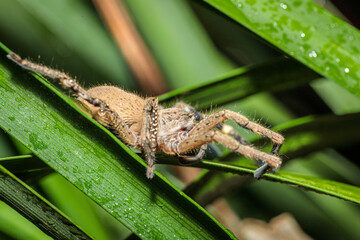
[7,52,284,179]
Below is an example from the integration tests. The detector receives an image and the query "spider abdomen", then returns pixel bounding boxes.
[81,86,145,134]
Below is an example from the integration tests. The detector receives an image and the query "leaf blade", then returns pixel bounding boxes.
[160,58,319,109]
[162,160,360,204]
[0,164,92,239]
[203,0,360,95]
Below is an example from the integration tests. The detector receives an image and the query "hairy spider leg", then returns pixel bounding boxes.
[93,110,138,146]
[174,102,251,145]
[7,52,139,150]
[168,102,208,163]
[178,144,207,164]
[177,130,282,169]
[209,116,277,178]
[174,102,281,176]
[174,102,249,163]
[253,143,284,178]
[141,97,159,179]
[7,53,110,110]
[187,109,284,176]
[189,110,284,147]
[178,102,284,153]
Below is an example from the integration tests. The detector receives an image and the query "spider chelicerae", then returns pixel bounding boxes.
[7,52,284,179]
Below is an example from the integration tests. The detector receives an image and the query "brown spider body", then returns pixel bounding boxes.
[81,86,199,153]
[81,86,145,147]
[7,53,284,179]
[82,86,202,157]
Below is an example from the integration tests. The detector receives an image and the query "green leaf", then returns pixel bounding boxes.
[0,46,235,239]
[0,164,92,239]
[275,113,360,160]
[160,159,360,204]
[0,155,48,174]
[160,58,319,109]
[203,0,360,95]
[0,201,52,240]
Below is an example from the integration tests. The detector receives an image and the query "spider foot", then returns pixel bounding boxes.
[254,160,281,179]
[254,162,270,179]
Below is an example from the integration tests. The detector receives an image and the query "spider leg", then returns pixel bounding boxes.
[187,109,283,177]
[175,102,275,177]
[175,102,250,163]
[190,109,283,156]
[253,162,270,179]
[8,52,140,156]
[93,109,138,146]
[253,143,284,178]
[141,97,159,179]
[178,144,207,164]
[177,130,282,169]
[7,53,108,110]
[174,102,250,145]
[176,103,276,171]
[189,109,284,146]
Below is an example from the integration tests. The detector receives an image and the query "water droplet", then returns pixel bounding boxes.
[29,133,48,150]
[300,33,305,38]
[280,3,287,9]
[309,50,317,58]
[345,68,350,73]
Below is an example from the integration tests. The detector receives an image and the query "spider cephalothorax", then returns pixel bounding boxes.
[7,53,284,179]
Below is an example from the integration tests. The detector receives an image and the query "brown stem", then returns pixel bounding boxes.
[93,0,168,95]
